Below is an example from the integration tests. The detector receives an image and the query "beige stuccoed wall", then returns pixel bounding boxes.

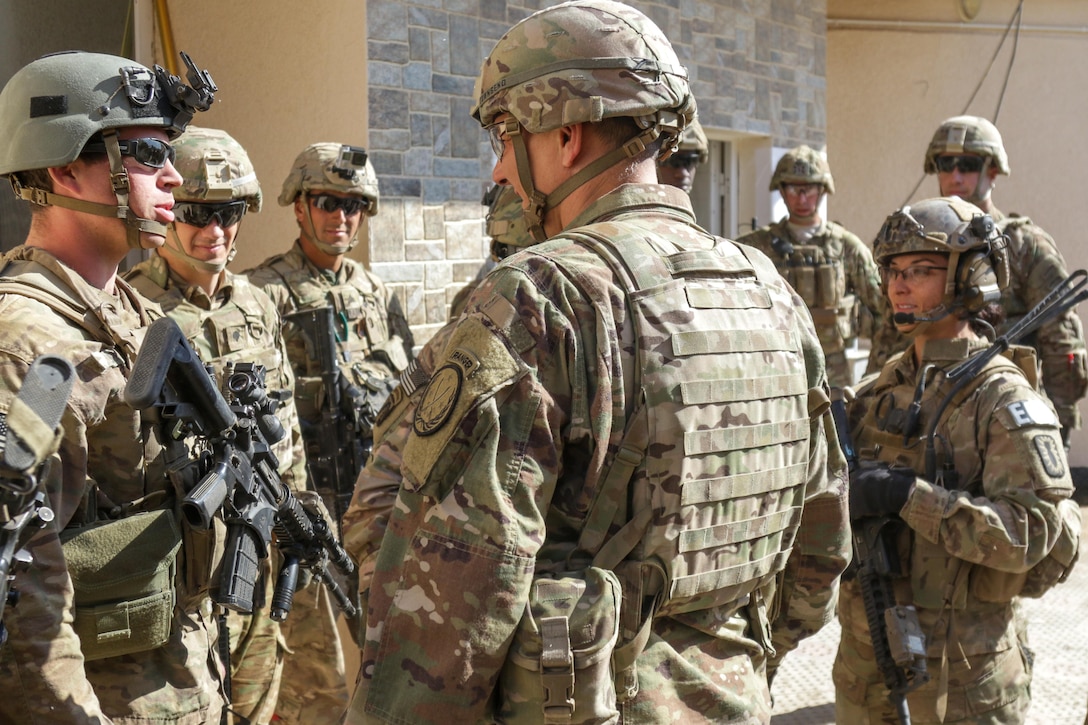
[153,1,371,271]
[827,0,1088,464]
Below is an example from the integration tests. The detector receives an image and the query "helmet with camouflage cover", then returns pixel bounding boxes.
[173,126,261,212]
[471,0,695,240]
[278,142,379,214]
[0,50,215,249]
[165,126,260,273]
[483,184,532,260]
[676,118,709,164]
[280,142,378,255]
[770,144,834,194]
[874,196,1009,321]
[924,115,1010,176]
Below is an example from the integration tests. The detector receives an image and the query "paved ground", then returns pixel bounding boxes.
[769,475,1088,724]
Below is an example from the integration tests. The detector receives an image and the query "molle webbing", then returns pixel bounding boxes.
[569,221,810,615]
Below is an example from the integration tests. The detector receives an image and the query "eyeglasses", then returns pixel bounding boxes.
[662,153,700,170]
[934,155,985,174]
[82,138,176,169]
[881,265,948,284]
[174,200,247,228]
[309,194,369,216]
[782,183,822,198]
[486,118,518,160]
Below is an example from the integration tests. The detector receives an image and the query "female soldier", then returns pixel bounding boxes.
[834,196,1081,723]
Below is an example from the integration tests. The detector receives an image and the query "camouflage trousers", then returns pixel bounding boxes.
[833,630,1032,724]
[226,557,286,725]
[275,577,350,723]
[620,618,772,724]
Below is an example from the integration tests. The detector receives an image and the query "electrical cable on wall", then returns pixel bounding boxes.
[900,0,1025,207]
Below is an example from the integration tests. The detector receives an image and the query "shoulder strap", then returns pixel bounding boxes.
[0,277,106,338]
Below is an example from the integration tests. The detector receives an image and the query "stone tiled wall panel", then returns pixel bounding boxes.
[367,0,827,340]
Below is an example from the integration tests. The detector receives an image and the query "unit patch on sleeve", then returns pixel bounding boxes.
[413,346,481,437]
[1033,433,1066,479]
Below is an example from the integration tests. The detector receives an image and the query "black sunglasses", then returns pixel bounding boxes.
[82,138,176,169]
[935,155,985,174]
[310,194,369,216]
[662,152,700,170]
[173,200,247,228]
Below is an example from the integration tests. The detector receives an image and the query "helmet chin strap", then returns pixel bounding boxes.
[10,130,167,250]
[301,192,358,255]
[507,121,664,242]
[964,157,994,206]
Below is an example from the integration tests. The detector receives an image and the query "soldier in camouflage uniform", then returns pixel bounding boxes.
[345,2,851,723]
[656,117,707,194]
[342,180,532,638]
[124,126,311,724]
[245,143,413,723]
[0,52,226,722]
[869,116,1087,445]
[446,184,525,321]
[736,145,885,388]
[837,197,1081,723]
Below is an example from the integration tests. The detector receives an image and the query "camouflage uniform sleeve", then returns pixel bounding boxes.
[343,322,452,592]
[276,327,309,493]
[1011,224,1087,435]
[902,379,1077,573]
[242,264,293,317]
[768,290,851,672]
[351,266,569,723]
[342,396,413,596]
[0,337,111,720]
[841,230,886,341]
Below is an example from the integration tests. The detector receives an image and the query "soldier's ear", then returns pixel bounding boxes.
[559,123,586,170]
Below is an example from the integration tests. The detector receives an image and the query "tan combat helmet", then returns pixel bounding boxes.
[0,50,215,249]
[279,142,379,254]
[770,144,834,194]
[675,119,709,164]
[924,115,1010,176]
[874,196,1009,322]
[167,126,261,272]
[472,0,695,241]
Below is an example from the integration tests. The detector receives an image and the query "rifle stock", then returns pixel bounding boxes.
[831,388,927,724]
[125,317,358,619]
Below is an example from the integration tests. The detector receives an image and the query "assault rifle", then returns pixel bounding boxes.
[124,317,357,621]
[285,306,392,526]
[830,388,927,724]
[0,355,75,646]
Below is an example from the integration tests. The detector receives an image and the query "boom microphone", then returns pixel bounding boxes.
[893,306,949,325]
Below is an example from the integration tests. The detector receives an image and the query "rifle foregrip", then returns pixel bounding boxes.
[271,556,299,622]
[218,523,261,613]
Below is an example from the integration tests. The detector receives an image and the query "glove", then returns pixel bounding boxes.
[849,461,914,520]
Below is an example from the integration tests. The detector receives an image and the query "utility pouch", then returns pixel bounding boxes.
[60,508,182,661]
[499,567,622,724]
[794,266,817,307]
[815,262,841,309]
